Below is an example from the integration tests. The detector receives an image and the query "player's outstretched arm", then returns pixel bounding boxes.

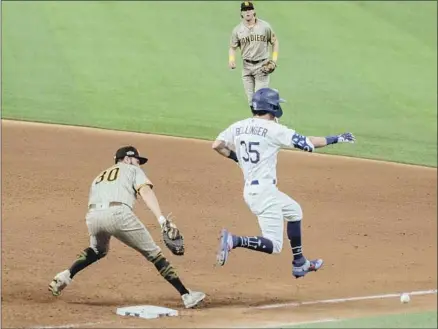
[291,132,355,152]
[139,185,167,226]
[212,140,238,163]
[310,133,355,148]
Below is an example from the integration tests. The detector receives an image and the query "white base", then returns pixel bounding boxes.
[116,305,179,319]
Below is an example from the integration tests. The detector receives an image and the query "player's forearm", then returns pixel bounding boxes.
[139,186,166,225]
[308,136,328,148]
[229,47,237,62]
[212,140,238,162]
[309,135,353,148]
[272,40,279,61]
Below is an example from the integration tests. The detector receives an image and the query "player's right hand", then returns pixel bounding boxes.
[338,132,355,143]
[229,61,236,69]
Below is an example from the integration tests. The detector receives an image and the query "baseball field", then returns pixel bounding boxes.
[2,1,437,328]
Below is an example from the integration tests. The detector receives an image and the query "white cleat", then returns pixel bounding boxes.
[182,290,206,309]
[48,269,72,296]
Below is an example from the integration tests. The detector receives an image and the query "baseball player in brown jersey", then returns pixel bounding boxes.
[48,146,205,309]
[229,1,279,110]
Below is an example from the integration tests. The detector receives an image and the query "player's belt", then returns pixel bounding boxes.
[244,58,267,64]
[88,201,129,210]
[250,179,276,185]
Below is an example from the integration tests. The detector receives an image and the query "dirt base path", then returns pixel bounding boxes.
[2,120,436,328]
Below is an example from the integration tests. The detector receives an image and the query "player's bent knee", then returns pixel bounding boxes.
[272,240,283,254]
[144,248,162,262]
[90,246,108,259]
[285,206,303,222]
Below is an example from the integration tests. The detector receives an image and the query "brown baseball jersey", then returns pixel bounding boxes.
[230,19,276,61]
[88,163,152,209]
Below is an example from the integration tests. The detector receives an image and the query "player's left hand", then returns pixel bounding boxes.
[338,132,355,143]
[261,59,277,74]
[161,214,185,256]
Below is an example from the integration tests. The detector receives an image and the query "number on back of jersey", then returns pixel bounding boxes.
[240,141,260,163]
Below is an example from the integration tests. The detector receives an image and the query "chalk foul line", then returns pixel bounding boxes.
[252,289,438,310]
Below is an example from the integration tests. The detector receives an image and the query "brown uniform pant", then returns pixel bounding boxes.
[242,59,271,106]
[86,204,161,261]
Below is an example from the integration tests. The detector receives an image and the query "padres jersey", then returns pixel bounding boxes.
[216,118,297,183]
[88,163,152,209]
[230,19,276,61]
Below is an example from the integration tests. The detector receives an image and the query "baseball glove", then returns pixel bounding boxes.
[261,59,277,74]
[161,214,185,256]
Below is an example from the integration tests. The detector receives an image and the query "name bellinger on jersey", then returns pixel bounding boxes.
[217,117,297,183]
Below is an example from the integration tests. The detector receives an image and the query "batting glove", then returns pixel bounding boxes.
[338,132,355,143]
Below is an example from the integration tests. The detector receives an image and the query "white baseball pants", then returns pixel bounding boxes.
[243,180,303,253]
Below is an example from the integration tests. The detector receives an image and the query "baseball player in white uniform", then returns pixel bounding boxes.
[48,146,205,309]
[212,88,355,278]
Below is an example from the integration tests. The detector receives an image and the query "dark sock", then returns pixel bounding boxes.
[151,253,189,296]
[287,221,305,263]
[69,247,102,278]
[234,236,273,254]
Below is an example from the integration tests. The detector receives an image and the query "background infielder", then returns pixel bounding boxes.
[48,146,205,309]
[212,88,355,278]
[229,1,279,110]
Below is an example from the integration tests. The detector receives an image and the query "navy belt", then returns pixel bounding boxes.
[250,179,276,185]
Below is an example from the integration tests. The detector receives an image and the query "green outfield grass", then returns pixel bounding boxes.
[2,1,437,166]
[283,311,437,328]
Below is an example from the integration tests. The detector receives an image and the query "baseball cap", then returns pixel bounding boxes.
[114,146,148,165]
[241,1,254,11]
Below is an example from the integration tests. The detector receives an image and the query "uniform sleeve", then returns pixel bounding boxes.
[274,124,296,148]
[275,124,315,152]
[230,26,240,48]
[216,124,235,150]
[134,167,153,193]
[266,22,277,45]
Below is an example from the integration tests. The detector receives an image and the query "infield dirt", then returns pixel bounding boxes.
[2,120,436,328]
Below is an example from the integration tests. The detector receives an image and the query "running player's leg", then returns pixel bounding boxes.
[232,186,284,254]
[279,191,323,277]
[113,207,191,296]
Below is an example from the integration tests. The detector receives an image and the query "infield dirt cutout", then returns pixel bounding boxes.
[2,120,437,328]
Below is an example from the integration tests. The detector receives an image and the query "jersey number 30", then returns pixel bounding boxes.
[95,168,120,184]
[240,141,260,164]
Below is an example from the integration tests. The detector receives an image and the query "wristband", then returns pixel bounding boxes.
[228,150,238,162]
[272,51,278,61]
[229,55,235,62]
[158,215,166,226]
[325,136,338,145]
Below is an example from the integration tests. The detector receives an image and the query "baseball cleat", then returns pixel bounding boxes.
[182,290,206,309]
[292,259,324,279]
[48,269,72,296]
[216,228,233,266]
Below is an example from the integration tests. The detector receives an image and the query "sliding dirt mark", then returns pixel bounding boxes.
[2,120,437,328]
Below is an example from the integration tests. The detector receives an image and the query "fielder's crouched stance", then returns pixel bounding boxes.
[49,146,205,309]
[212,88,355,278]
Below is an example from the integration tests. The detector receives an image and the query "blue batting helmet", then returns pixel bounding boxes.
[251,88,286,118]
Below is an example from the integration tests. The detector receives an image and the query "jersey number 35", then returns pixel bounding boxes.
[240,141,260,164]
